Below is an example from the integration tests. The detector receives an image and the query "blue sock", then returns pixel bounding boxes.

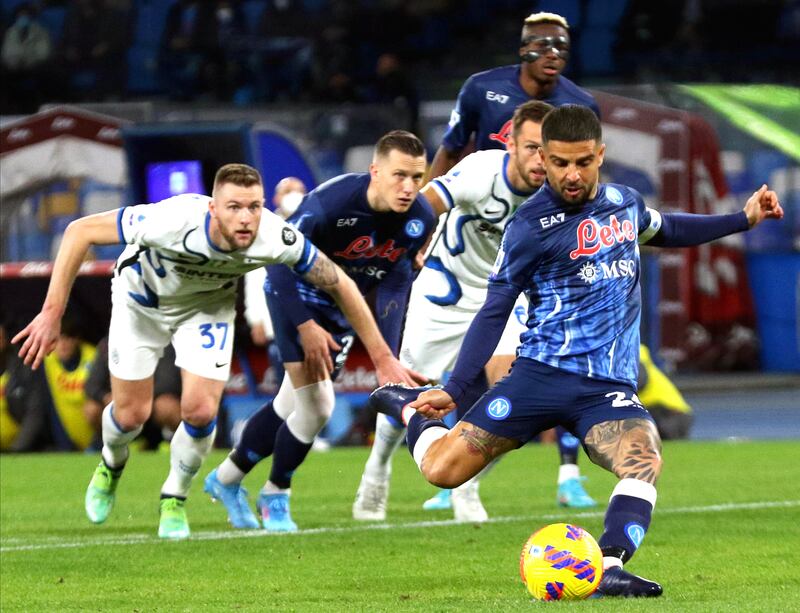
[269,423,313,489]
[406,413,448,458]
[598,494,653,563]
[556,426,580,465]
[230,400,284,474]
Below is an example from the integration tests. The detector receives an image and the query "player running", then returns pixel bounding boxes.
[353,100,552,523]
[204,131,434,532]
[13,163,419,539]
[369,105,783,597]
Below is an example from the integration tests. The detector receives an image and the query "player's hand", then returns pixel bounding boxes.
[297,319,340,379]
[744,184,783,227]
[410,388,456,419]
[373,355,428,387]
[11,310,61,370]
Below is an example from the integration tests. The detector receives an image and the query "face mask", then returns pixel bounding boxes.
[279,191,304,217]
[216,8,233,23]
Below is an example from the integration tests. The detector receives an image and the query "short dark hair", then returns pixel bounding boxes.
[214,163,262,190]
[374,130,426,160]
[541,104,601,144]
[512,100,554,138]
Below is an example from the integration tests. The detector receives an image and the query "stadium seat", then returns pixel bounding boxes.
[536,0,582,30]
[131,0,176,48]
[577,27,617,75]
[242,0,267,35]
[38,6,67,46]
[127,45,162,94]
[584,0,629,28]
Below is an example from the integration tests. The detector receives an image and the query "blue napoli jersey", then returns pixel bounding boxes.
[278,173,435,310]
[489,182,662,386]
[442,65,600,152]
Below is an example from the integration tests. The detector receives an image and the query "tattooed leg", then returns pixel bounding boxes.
[419,421,518,489]
[583,418,663,484]
[584,419,663,566]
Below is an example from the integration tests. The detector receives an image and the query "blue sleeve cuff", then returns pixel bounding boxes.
[116,207,127,243]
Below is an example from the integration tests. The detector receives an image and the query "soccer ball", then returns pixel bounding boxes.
[519,523,603,601]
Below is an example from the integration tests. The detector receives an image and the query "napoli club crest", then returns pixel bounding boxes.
[405,219,424,238]
[486,397,512,420]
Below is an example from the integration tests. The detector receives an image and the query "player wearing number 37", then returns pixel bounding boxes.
[369,105,783,597]
[12,163,421,539]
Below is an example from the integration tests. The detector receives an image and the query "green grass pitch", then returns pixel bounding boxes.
[2,440,799,611]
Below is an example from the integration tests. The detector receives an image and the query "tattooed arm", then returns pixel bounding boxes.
[302,252,425,386]
[583,418,664,484]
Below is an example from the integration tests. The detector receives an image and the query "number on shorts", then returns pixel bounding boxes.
[605,391,643,408]
[199,322,229,349]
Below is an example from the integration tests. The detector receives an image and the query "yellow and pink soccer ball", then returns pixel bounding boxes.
[519,523,604,601]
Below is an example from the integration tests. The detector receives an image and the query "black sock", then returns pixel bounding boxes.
[598,494,653,563]
[556,425,580,465]
[269,423,313,489]
[229,400,284,474]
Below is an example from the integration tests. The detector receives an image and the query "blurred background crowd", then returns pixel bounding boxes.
[2,0,798,114]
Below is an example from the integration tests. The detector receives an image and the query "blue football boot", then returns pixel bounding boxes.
[557,477,597,508]
[258,492,298,532]
[203,469,260,529]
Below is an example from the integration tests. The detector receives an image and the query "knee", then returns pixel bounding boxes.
[111,401,152,430]
[422,455,466,489]
[180,398,219,427]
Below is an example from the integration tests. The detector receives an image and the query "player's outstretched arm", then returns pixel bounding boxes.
[426,145,462,182]
[12,209,121,369]
[743,184,783,227]
[644,185,783,249]
[302,252,426,387]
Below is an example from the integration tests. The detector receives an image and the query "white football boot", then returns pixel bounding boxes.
[352,474,390,521]
[451,479,488,523]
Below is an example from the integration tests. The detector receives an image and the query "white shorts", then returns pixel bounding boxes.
[108,282,236,382]
[399,269,528,382]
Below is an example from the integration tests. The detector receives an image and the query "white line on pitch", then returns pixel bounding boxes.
[2,499,797,553]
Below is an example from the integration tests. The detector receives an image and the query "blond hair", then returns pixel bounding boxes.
[523,12,569,30]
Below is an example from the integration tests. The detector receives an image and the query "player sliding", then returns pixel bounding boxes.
[12,163,420,539]
[369,105,783,597]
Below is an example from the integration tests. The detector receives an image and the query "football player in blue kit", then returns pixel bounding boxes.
[427,10,600,509]
[429,11,599,179]
[205,131,435,531]
[370,105,783,597]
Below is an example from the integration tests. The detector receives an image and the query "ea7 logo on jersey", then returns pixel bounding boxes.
[577,259,636,284]
[540,212,565,228]
[569,215,636,259]
[486,90,509,104]
[336,217,358,227]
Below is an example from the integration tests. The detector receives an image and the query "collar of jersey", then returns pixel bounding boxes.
[204,211,235,253]
[502,153,534,198]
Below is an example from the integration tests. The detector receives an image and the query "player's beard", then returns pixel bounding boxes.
[514,157,545,191]
[221,224,256,250]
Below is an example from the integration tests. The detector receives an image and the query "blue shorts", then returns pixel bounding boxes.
[266,297,355,381]
[462,357,654,444]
